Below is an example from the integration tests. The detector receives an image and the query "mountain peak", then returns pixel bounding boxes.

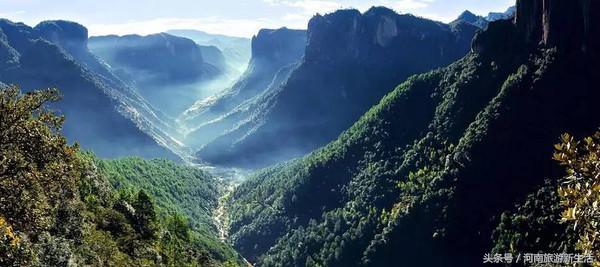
[251,27,306,63]
[35,20,88,53]
[457,10,479,22]
[364,6,397,17]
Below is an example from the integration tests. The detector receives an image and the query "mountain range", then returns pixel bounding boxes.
[88,33,228,116]
[193,7,480,168]
[2,1,598,265]
[167,29,251,75]
[451,6,516,29]
[89,33,224,85]
[0,19,181,160]
[181,27,307,148]
[226,0,600,266]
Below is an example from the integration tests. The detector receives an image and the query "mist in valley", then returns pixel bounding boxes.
[3,1,598,266]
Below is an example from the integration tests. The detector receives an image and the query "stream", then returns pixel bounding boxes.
[194,163,254,266]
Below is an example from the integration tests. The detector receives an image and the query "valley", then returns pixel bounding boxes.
[1,0,599,266]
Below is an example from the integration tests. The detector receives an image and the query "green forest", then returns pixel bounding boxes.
[0,85,242,266]
[225,12,600,265]
[1,0,599,266]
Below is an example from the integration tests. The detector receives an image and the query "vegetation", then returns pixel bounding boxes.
[0,85,241,266]
[555,133,600,262]
[96,157,220,234]
[227,13,600,266]
[195,7,478,169]
[491,132,600,266]
[95,156,239,263]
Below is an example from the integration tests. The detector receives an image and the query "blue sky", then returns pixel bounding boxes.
[0,0,514,37]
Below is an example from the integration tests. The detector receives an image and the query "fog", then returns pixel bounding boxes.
[130,69,243,117]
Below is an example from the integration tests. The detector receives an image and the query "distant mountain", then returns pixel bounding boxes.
[198,44,227,70]
[451,10,489,28]
[89,33,225,116]
[227,0,600,265]
[89,33,222,84]
[181,27,307,147]
[195,7,479,168]
[452,6,516,29]
[486,6,516,21]
[168,29,251,74]
[0,19,180,160]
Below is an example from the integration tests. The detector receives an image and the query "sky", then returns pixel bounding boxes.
[0,0,515,38]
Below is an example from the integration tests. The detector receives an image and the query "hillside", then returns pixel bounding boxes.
[96,157,221,235]
[195,7,479,168]
[0,85,242,266]
[182,27,307,147]
[167,29,251,75]
[89,33,221,85]
[0,19,179,160]
[226,0,600,266]
[89,33,226,116]
[95,156,241,265]
[450,6,516,29]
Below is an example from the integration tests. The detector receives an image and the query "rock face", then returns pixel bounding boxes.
[195,7,479,168]
[515,0,598,52]
[198,45,227,71]
[252,28,307,66]
[0,19,180,160]
[167,29,251,74]
[181,28,306,147]
[451,7,516,29]
[89,33,229,116]
[89,33,221,85]
[451,10,489,28]
[227,1,600,266]
[486,6,516,21]
[35,20,88,55]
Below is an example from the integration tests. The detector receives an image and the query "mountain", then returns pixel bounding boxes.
[88,33,226,115]
[34,20,189,158]
[452,7,516,29]
[199,44,227,70]
[0,19,179,160]
[181,27,307,147]
[226,0,600,266]
[167,29,251,74]
[0,86,243,266]
[195,7,479,168]
[486,6,517,21]
[89,33,222,85]
[451,10,489,28]
[95,156,241,263]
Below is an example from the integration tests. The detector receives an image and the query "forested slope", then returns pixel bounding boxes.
[0,85,242,266]
[227,0,600,265]
[196,7,479,168]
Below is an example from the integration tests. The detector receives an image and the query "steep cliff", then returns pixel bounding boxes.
[182,28,307,147]
[89,33,221,85]
[0,19,180,160]
[227,1,600,266]
[196,7,479,168]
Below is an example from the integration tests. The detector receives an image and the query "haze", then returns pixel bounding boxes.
[0,0,513,37]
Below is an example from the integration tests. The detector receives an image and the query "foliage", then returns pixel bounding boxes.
[554,132,600,262]
[0,216,30,266]
[228,16,600,266]
[94,156,241,264]
[0,85,78,234]
[95,157,221,235]
[491,180,576,256]
[0,85,241,266]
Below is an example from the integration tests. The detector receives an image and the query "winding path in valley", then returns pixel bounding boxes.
[202,165,254,267]
[214,183,234,241]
